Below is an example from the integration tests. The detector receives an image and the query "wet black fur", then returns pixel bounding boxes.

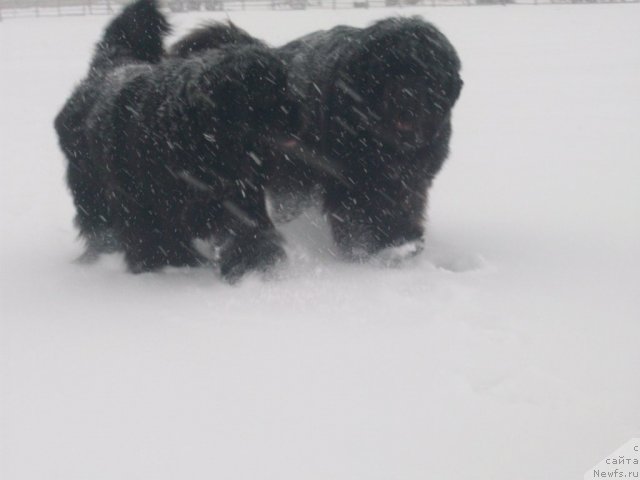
[54,0,296,280]
[172,17,463,259]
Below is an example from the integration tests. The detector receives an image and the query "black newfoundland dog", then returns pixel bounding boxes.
[54,0,298,281]
[172,17,463,260]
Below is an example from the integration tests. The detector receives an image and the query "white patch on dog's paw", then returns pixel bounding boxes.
[192,237,220,261]
[374,240,424,267]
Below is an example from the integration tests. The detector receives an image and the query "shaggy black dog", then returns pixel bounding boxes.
[172,18,462,260]
[54,0,298,281]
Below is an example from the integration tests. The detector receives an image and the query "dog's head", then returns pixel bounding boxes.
[330,17,462,155]
[240,50,300,148]
[189,45,300,157]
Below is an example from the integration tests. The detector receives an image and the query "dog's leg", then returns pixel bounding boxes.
[67,161,119,261]
[120,228,202,273]
[323,181,426,260]
[217,190,286,282]
[112,197,199,273]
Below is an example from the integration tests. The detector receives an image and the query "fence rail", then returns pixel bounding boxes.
[1,0,638,20]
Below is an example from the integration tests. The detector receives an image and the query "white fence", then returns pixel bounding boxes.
[1,0,638,20]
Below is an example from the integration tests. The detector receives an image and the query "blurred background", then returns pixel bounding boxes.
[2,0,638,21]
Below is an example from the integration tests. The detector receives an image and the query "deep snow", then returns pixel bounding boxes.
[1,5,639,480]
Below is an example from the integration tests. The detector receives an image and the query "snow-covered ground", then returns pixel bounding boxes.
[1,5,639,479]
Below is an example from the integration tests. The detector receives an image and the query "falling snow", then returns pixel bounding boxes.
[1,4,639,480]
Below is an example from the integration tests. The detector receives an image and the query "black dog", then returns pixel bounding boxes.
[54,0,297,281]
[172,17,462,260]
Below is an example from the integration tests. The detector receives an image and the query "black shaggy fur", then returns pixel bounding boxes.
[172,17,463,259]
[169,21,265,58]
[54,0,297,281]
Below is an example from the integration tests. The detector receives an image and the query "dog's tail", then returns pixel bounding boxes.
[169,21,264,58]
[90,0,171,72]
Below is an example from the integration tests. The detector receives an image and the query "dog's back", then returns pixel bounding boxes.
[169,21,263,58]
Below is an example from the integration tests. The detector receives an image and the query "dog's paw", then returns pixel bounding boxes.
[219,231,286,283]
[74,248,101,265]
[127,259,160,274]
[124,249,168,274]
[374,239,424,267]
